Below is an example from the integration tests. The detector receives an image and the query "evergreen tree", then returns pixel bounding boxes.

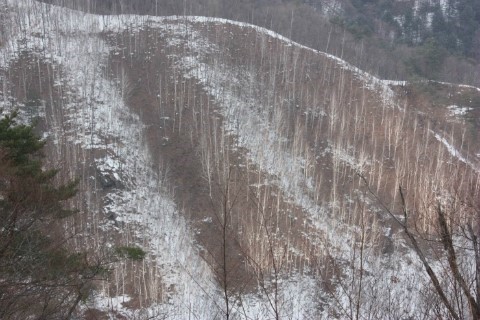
[457,0,480,56]
[403,8,416,45]
[431,5,456,51]
[0,112,106,319]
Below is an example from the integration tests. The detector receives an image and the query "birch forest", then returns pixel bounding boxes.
[0,0,480,319]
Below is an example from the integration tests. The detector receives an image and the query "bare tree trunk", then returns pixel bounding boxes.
[437,206,480,319]
[398,188,461,320]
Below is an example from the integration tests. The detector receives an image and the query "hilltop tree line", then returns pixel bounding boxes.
[40,0,480,85]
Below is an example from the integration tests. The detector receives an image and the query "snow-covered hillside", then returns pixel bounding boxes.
[1,0,480,318]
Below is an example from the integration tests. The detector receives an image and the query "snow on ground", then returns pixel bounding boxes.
[151,15,441,319]
[1,0,409,109]
[447,104,473,117]
[240,275,320,319]
[47,28,223,320]
[0,1,327,316]
[438,80,480,92]
[0,1,223,318]
[432,131,479,173]
[1,0,477,318]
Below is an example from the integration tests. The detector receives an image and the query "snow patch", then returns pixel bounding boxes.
[432,131,479,172]
[448,104,472,117]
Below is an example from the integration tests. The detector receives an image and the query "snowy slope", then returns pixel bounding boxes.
[1,0,479,319]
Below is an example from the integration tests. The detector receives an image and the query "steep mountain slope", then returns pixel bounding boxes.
[1,0,480,318]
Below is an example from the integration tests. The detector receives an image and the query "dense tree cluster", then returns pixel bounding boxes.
[0,113,106,319]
